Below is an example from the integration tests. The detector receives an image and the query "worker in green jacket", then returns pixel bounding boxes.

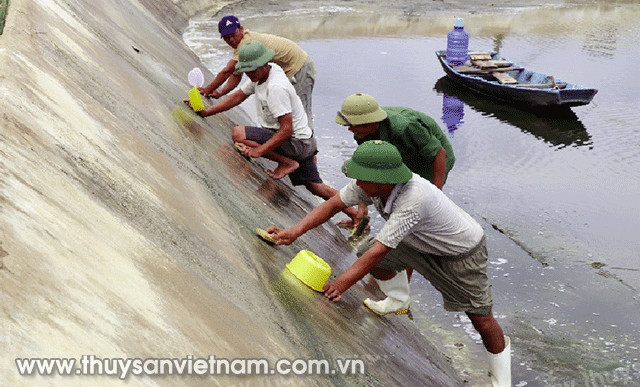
[335,93,455,315]
[336,93,454,189]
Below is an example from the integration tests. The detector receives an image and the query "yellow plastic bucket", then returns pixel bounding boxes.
[285,250,331,292]
[188,86,204,112]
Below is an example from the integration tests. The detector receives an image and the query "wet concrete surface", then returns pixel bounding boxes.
[0,0,475,386]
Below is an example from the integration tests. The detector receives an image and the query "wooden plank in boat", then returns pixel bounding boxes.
[493,60,512,67]
[452,65,482,73]
[491,66,522,73]
[468,52,492,60]
[492,72,519,84]
[472,60,498,69]
[514,83,567,89]
[454,65,522,74]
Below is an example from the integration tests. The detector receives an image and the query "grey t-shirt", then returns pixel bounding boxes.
[339,173,483,256]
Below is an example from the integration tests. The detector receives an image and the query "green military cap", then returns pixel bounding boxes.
[335,93,388,126]
[235,41,275,73]
[342,140,412,184]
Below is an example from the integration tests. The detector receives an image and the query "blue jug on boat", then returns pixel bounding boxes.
[446,18,469,66]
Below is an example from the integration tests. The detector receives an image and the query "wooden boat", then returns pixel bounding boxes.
[435,50,598,107]
[434,76,592,148]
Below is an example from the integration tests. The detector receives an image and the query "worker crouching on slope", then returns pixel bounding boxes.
[194,41,360,224]
[267,140,511,387]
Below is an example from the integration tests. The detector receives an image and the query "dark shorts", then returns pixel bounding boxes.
[245,126,322,186]
[361,235,493,316]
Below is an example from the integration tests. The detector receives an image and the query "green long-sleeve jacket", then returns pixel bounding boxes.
[355,107,455,185]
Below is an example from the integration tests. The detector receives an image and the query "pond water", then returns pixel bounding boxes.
[184,3,640,385]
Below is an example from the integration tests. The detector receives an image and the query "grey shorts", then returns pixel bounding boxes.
[362,235,493,315]
[244,126,322,186]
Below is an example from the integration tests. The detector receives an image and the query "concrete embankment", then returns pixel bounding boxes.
[0,0,467,386]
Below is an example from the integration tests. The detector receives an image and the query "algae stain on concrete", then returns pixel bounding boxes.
[0,0,7,35]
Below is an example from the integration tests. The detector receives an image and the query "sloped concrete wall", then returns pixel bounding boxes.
[0,0,464,386]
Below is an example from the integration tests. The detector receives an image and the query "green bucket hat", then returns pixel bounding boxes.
[235,41,275,73]
[342,140,412,184]
[335,93,388,126]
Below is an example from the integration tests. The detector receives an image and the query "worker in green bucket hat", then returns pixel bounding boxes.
[267,140,511,387]
[194,41,361,224]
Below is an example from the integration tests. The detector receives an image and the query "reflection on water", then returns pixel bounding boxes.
[441,94,464,135]
[583,22,618,59]
[434,77,592,149]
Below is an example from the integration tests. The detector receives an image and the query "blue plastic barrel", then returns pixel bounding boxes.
[446,18,469,66]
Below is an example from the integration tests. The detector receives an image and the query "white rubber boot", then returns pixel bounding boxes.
[488,335,512,387]
[363,270,410,315]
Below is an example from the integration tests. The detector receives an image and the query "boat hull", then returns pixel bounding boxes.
[435,50,598,107]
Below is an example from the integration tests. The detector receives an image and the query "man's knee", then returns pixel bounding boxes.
[303,181,332,199]
[231,125,246,142]
[370,267,397,280]
[303,180,320,194]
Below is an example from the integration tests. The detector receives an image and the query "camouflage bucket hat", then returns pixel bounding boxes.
[235,41,275,73]
[335,93,388,126]
[342,140,412,184]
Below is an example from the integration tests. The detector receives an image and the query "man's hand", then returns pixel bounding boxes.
[323,241,392,303]
[196,108,211,117]
[265,226,299,246]
[183,98,210,117]
[336,203,369,229]
[322,281,342,302]
[205,89,222,99]
[235,142,264,159]
[243,145,264,159]
[266,194,349,246]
